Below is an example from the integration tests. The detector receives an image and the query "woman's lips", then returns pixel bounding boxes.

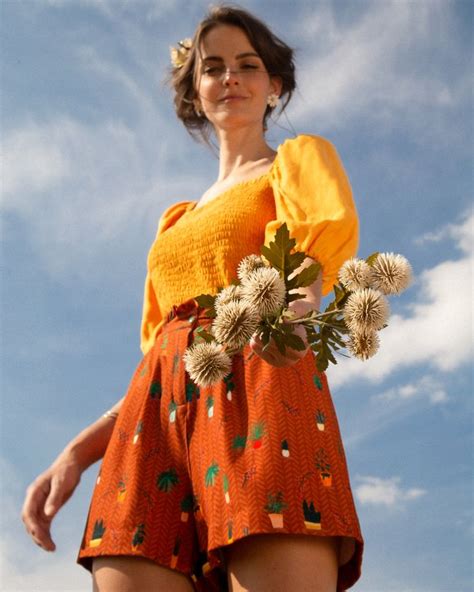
[220,96,247,102]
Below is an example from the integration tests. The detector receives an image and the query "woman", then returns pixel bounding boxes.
[22,6,364,591]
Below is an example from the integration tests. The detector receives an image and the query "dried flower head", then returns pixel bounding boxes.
[369,253,413,295]
[183,341,232,387]
[240,267,286,317]
[214,285,242,312]
[237,254,267,282]
[343,288,390,332]
[338,257,372,291]
[212,300,260,350]
[347,328,380,360]
[170,38,192,69]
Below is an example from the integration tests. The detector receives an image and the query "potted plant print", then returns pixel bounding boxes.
[281,439,290,458]
[180,494,194,522]
[206,395,214,418]
[223,474,230,504]
[264,492,288,529]
[315,449,332,487]
[156,468,179,493]
[227,520,234,543]
[168,400,177,423]
[303,500,321,530]
[316,410,326,431]
[170,535,181,568]
[117,479,127,503]
[89,519,106,548]
[133,420,143,445]
[205,461,220,487]
[250,421,266,449]
[131,524,145,551]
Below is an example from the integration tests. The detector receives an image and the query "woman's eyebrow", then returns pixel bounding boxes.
[202,52,260,62]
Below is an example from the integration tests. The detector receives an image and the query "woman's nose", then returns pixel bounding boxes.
[223,69,240,85]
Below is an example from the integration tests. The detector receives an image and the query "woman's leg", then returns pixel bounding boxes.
[223,533,340,592]
[92,556,195,592]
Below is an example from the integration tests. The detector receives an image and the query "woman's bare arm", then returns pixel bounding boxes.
[21,395,125,551]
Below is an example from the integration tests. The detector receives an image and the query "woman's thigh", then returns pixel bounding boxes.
[92,556,195,592]
[223,533,340,592]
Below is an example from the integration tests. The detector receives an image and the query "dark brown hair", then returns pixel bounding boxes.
[169,4,296,142]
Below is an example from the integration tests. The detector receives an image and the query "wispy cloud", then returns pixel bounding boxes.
[1,116,199,279]
[354,475,427,508]
[329,212,473,387]
[289,0,469,132]
[376,375,448,405]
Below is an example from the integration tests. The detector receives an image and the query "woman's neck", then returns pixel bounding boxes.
[215,125,276,182]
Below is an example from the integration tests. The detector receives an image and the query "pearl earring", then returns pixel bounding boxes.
[267,93,280,109]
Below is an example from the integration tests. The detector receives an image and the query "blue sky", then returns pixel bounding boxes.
[1,0,472,590]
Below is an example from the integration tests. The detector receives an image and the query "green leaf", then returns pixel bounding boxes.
[287,263,321,289]
[365,252,380,267]
[272,331,287,355]
[284,333,307,351]
[195,326,215,343]
[195,294,215,308]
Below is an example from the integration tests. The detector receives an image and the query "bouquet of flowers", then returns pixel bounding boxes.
[183,223,412,387]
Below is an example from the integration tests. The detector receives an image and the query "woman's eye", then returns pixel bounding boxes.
[202,64,260,76]
[203,66,222,75]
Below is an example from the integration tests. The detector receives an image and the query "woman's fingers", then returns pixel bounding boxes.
[250,332,306,367]
[21,477,56,551]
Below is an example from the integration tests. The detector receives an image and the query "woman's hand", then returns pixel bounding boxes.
[21,451,83,552]
[249,321,310,367]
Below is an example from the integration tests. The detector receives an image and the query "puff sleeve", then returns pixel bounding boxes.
[140,201,192,355]
[265,134,359,296]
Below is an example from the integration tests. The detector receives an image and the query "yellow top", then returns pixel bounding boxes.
[140,134,359,355]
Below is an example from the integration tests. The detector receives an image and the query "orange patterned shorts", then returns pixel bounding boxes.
[77,298,364,591]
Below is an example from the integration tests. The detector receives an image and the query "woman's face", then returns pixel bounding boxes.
[195,24,282,133]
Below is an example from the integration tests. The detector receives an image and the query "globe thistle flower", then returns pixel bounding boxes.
[237,254,266,282]
[343,288,390,332]
[369,253,413,295]
[169,38,192,69]
[212,300,260,350]
[240,267,287,317]
[214,285,242,313]
[338,257,372,291]
[183,342,232,387]
[347,328,380,360]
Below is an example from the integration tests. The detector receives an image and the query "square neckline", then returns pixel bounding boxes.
[187,154,278,214]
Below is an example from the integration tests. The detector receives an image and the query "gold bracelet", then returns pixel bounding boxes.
[102,409,119,420]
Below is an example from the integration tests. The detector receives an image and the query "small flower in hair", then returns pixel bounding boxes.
[170,38,192,69]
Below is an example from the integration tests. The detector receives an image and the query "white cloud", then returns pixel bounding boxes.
[376,375,448,405]
[1,116,200,279]
[289,0,469,130]
[354,475,427,508]
[328,213,473,388]
[2,125,71,196]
